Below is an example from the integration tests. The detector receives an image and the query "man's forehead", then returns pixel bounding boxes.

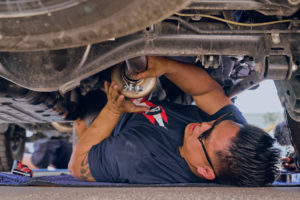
[206,121,240,156]
[211,120,241,141]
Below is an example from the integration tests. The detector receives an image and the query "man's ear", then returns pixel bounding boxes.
[197,166,216,180]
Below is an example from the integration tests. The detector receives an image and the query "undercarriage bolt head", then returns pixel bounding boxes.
[135,85,143,92]
[292,63,298,72]
[271,33,280,44]
[128,84,135,91]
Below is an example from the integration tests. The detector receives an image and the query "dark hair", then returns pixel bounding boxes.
[79,90,107,126]
[274,121,291,146]
[216,124,280,186]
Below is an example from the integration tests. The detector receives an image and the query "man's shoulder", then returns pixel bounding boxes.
[211,104,247,124]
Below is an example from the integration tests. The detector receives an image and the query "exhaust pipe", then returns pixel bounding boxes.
[111,56,156,98]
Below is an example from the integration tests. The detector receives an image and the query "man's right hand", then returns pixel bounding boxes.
[136,56,170,79]
[137,56,232,115]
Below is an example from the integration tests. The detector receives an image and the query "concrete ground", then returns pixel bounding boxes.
[0,186,299,200]
[2,170,298,199]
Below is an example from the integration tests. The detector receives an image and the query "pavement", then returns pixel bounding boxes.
[0,186,299,200]
[1,170,299,200]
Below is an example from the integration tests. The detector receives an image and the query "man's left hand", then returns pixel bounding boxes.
[104,81,150,115]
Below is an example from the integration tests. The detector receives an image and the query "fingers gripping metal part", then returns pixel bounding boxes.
[124,56,148,80]
[111,57,156,98]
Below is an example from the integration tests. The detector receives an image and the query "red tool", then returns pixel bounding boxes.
[11,160,33,177]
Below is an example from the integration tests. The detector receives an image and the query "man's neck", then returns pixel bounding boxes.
[178,146,201,178]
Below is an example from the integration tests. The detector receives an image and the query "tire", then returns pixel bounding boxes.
[285,110,300,161]
[0,0,193,51]
[0,125,26,172]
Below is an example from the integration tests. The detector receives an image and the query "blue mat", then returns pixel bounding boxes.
[0,172,299,187]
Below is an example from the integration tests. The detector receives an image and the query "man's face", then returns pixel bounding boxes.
[180,119,241,179]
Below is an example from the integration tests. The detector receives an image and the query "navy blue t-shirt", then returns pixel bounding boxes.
[88,100,247,183]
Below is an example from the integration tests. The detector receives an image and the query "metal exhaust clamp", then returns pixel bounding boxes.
[111,56,156,99]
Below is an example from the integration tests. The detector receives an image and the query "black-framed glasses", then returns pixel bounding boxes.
[198,112,232,179]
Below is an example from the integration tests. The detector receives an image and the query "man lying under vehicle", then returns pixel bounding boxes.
[68,56,280,186]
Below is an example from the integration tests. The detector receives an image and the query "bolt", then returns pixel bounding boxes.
[191,14,202,21]
[271,33,280,44]
[135,85,143,93]
[292,63,298,71]
[123,84,135,91]
[208,56,214,68]
[128,84,135,92]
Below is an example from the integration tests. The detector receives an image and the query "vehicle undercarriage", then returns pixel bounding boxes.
[0,0,299,172]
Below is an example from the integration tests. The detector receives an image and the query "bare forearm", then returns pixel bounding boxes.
[69,105,121,171]
[164,59,222,96]
[145,57,231,114]
[77,106,119,153]
[68,81,149,181]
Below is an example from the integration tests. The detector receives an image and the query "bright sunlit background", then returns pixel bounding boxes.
[235,80,284,114]
[235,80,284,130]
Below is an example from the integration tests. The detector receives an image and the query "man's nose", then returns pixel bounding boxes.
[194,122,212,135]
[201,121,214,129]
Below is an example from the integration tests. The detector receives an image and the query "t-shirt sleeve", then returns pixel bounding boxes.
[210,104,247,124]
[88,137,121,182]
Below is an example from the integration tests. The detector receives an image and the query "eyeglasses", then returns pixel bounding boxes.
[198,112,232,179]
